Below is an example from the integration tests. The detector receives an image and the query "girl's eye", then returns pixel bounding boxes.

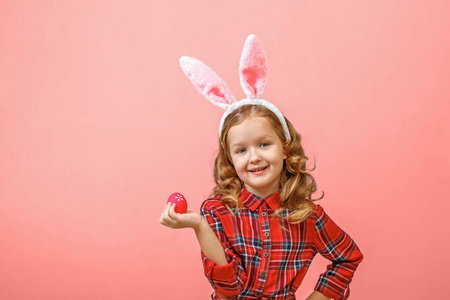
[237,148,246,154]
[261,143,269,148]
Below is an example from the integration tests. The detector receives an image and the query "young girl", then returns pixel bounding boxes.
[160,35,363,300]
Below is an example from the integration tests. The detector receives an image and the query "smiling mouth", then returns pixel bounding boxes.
[249,166,268,172]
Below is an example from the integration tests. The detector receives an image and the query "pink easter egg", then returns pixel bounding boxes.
[167,192,187,214]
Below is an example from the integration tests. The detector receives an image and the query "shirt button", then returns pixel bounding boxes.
[261,272,267,278]
[264,252,269,258]
[261,212,267,217]
[264,232,270,237]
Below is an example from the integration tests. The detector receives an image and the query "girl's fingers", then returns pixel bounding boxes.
[167,203,177,219]
[164,203,175,219]
[160,203,193,229]
[160,203,176,227]
[168,206,181,225]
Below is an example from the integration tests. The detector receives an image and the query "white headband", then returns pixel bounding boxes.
[179,34,291,141]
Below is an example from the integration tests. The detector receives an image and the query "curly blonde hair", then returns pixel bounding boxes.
[212,105,323,223]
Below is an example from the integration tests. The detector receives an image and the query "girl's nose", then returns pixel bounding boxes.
[249,149,262,163]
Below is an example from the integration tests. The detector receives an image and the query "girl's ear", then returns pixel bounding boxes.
[179,56,236,110]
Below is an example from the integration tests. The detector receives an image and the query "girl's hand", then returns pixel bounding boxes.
[159,202,203,230]
[305,291,331,300]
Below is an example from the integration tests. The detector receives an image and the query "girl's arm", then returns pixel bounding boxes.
[159,203,247,297]
[161,202,248,297]
[312,205,364,300]
[159,202,228,266]
[194,215,228,266]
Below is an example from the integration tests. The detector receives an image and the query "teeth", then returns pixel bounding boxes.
[251,167,266,172]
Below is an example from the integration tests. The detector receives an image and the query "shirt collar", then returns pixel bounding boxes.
[239,189,281,212]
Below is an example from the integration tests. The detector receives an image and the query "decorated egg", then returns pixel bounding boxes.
[167,192,188,214]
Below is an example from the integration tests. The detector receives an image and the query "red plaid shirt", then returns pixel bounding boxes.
[200,189,363,300]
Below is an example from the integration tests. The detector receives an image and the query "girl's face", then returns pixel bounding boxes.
[227,116,287,198]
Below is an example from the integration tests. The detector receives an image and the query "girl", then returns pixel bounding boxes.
[160,35,363,300]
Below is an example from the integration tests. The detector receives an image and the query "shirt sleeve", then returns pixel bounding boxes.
[312,204,364,300]
[200,201,248,297]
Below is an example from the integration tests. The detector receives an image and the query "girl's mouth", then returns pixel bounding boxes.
[249,166,268,173]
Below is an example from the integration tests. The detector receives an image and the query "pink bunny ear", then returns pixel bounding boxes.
[239,34,267,99]
[179,56,236,110]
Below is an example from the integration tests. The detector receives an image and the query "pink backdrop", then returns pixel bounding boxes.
[1,1,449,299]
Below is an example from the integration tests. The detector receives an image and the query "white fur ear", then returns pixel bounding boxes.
[239,34,267,99]
[179,56,236,110]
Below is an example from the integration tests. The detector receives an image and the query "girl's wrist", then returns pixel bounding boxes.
[305,291,331,300]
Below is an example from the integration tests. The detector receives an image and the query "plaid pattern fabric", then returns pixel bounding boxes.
[200,189,363,300]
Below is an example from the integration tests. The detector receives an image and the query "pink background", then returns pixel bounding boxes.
[1,1,449,299]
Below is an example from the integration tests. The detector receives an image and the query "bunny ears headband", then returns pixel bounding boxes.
[179,34,291,141]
